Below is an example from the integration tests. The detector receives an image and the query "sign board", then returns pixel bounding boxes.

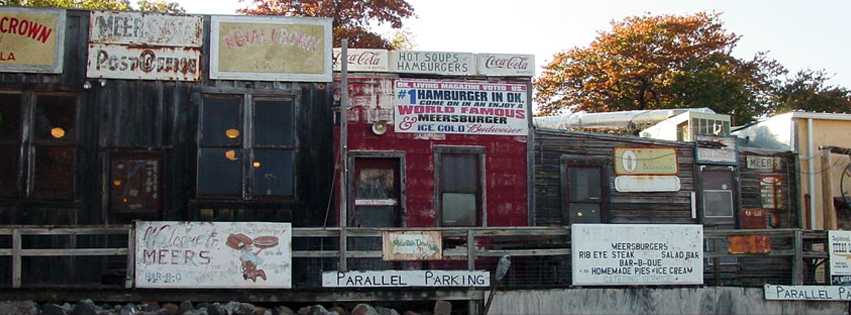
[0,7,65,73]
[695,134,738,165]
[476,53,535,77]
[393,79,528,136]
[210,15,332,82]
[135,221,292,288]
[728,235,770,254]
[742,208,767,229]
[829,230,851,285]
[89,11,202,47]
[332,48,389,72]
[760,175,783,209]
[322,270,489,288]
[390,51,475,76]
[571,224,703,286]
[613,147,678,175]
[614,175,680,192]
[87,44,201,81]
[382,231,442,261]
[765,284,851,301]
[747,155,779,170]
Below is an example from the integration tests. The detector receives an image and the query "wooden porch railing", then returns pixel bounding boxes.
[0,225,831,288]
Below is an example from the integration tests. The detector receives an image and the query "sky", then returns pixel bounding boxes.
[178,0,851,89]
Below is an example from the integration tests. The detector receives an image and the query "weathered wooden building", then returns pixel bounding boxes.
[0,7,334,286]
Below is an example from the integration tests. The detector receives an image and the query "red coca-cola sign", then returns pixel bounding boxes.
[484,55,530,70]
[348,51,383,66]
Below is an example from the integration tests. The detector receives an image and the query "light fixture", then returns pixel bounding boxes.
[371,121,387,135]
[98,79,106,87]
[50,127,65,139]
[83,81,92,89]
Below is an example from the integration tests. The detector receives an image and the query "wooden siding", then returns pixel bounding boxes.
[534,129,697,226]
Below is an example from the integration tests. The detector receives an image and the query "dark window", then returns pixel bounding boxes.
[436,148,483,227]
[0,93,22,196]
[197,95,295,199]
[564,166,603,224]
[0,93,22,141]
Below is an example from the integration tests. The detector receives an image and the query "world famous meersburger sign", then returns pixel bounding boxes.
[393,79,529,136]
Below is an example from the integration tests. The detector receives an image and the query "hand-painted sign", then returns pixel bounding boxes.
[87,44,201,81]
[390,51,475,76]
[765,284,851,301]
[747,155,780,170]
[322,270,489,287]
[829,230,851,285]
[382,231,443,261]
[614,175,680,192]
[89,11,202,47]
[333,48,389,72]
[393,79,528,136]
[0,7,65,73]
[476,53,535,77]
[613,147,678,175]
[760,175,784,209]
[695,134,738,165]
[135,221,292,288]
[210,15,332,82]
[571,224,703,286]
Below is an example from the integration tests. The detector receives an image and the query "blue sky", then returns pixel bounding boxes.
[181,0,850,89]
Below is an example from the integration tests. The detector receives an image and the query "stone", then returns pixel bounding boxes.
[234,303,257,315]
[120,303,139,315]
[307,305,329,315]
[350,304,378,315]
[328,306,347,315]
[252,306,269,315]
[160,303,179,315]
[402,312,421,315]
[71,299,97,315]
[297,306,310,315]
[374,307,398,315]
[0,301,38,315]
[178,301,194,315]
[141,302,161,313]
[42,303,67,315]
[273,306,295,315]
[207,304,227,315]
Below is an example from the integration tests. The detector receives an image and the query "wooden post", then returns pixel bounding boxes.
[467,229,477,315]
[792,230,803,285]
[12,228,21,288]
[821,148,837,230]
[125,226,135,289]
[339,228,348,271]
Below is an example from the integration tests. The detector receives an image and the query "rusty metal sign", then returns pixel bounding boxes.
[0,7,65,73]
[742,208,767,229]
[727,235,771,254]
[87,44,201,81]
[90,11,202,47]
[382,230,443,261]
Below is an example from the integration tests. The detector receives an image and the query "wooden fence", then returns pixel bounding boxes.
[0,225,831,289]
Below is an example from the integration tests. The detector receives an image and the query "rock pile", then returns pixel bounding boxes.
[0,300,432,315]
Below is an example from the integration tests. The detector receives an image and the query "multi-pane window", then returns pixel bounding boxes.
[436,147,484,227]
[109,154,161,213]
[197,95,295,199]
[0,92,77,200]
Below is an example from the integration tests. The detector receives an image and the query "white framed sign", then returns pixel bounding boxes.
[830,230,851,285]
[0,7,65,73]
[322,270,489,287]
[695,134,738,165]
[86,44,201,81]
[333,48,388,72]
[747,155,780,170]
[476,53,535,77]
[571,224,703,286]
[614,176,681,192]
[210,15,332,82]
[89,11,203,47]
[393,79,528,136]
[135,221,292,288]
[765,284,851,301]
[390,51,475,76]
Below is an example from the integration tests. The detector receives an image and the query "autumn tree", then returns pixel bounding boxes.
[771,69,851,114]
[237,0,415,49]
[3,0,185,13]
[534,12,784,124]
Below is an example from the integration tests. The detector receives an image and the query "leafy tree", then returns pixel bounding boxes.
[771,69,851,114]
[237,0,415,49]
[4,0,184,13]
[534,12,784,124]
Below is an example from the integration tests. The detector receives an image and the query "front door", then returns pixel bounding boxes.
[351,158,402,228]
[700,166,737,227]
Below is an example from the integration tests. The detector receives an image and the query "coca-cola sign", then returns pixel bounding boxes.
[333,48,389,72]
[476,53,535,76]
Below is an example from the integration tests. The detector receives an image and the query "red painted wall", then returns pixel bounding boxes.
[335,75,528,227]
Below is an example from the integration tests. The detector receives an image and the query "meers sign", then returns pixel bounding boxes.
[0,7,65,73]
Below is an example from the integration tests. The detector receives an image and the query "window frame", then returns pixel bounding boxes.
[559,155,611,225]
[434,145,486,227]
[196,93,298,201]
[0,90,79,201]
